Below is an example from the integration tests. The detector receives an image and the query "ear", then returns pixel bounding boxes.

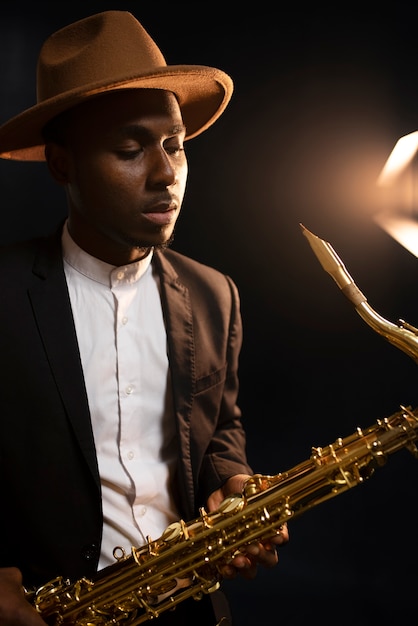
[45,143,71,185]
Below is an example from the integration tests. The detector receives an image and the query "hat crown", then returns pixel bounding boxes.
[0,10,233,161]
[37,11,167,102]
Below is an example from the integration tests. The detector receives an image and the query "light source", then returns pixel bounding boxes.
[375,130,418,257]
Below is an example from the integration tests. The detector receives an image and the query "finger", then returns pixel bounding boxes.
[249,543,278,568]
[218,553,254,580]
[234,542,278,571]
[269,523,290,546]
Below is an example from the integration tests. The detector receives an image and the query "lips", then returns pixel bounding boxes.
[142,201,177,225]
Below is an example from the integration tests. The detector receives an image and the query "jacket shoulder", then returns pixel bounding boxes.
[154,248,237,294]
[0,229,63,281]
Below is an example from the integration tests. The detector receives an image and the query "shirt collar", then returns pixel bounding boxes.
[61,220,153,287]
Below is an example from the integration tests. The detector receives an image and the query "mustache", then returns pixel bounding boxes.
[142,194,179,212]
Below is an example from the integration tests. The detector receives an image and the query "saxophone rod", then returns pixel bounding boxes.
[300,223,418,364]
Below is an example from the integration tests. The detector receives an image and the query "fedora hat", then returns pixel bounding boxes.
[0,10,233,161]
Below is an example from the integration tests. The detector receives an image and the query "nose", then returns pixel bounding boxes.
[147,146,177,188]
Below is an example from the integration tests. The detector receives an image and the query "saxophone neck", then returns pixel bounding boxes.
[300,223,418,364]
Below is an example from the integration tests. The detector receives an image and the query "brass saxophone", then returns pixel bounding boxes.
[27,225,418,625]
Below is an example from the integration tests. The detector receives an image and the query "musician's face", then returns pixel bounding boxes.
[46,89,188,266]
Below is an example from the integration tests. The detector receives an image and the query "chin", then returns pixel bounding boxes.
[127,226,175,250]
[149,230,175,250]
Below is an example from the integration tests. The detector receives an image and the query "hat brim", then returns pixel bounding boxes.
[0,65,233,161]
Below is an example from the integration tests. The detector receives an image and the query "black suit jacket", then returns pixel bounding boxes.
[0,225,252,589]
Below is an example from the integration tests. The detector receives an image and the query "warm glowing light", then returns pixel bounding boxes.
[374,212,418,257]
[377,131,418,186]
[374,131,418,256]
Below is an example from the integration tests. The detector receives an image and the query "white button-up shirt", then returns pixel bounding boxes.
[62,223,180,569]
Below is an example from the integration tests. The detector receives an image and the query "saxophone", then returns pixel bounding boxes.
[27,225,418,626]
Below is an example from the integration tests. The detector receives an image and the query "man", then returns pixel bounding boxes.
[0,11,288,625]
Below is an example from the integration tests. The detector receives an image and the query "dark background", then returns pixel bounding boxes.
[2,3,418,624]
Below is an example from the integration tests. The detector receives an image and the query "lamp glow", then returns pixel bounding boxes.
[374,130,418,256]
[377,130,418,186]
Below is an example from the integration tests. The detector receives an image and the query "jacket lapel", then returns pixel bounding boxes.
[28,230,101,490]
[153,250,196,517]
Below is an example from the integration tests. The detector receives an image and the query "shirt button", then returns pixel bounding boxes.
[127,450,134,460]
[139,506,147,517]
[117,271,124,280]
[122,316,128,325]
[125,385,133,395]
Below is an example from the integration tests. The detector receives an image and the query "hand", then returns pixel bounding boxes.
[207,474,289,580]
[0,567,47,625]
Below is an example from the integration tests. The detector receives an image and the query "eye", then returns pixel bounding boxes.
[117,149,142,160]
[165,142,185,157]
[114,137,144,160]
[167,147,184,156]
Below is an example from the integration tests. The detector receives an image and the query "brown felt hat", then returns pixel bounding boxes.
[0,10,233,161]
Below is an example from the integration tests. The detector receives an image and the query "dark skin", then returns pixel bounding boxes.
[0,90,288,624]
[48,89,188,266]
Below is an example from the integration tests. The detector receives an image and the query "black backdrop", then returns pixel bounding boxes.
[2,3,418,624]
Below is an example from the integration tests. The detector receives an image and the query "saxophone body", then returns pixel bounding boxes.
[27,225,418,625]
[28,405,418,625]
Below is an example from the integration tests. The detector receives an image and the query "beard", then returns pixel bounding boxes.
[152,231,175,251]
[131,231,175,256]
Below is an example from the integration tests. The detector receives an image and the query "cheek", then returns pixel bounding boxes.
[73,156,126,201]
[68,166,112,215]
[177,161,188,196]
